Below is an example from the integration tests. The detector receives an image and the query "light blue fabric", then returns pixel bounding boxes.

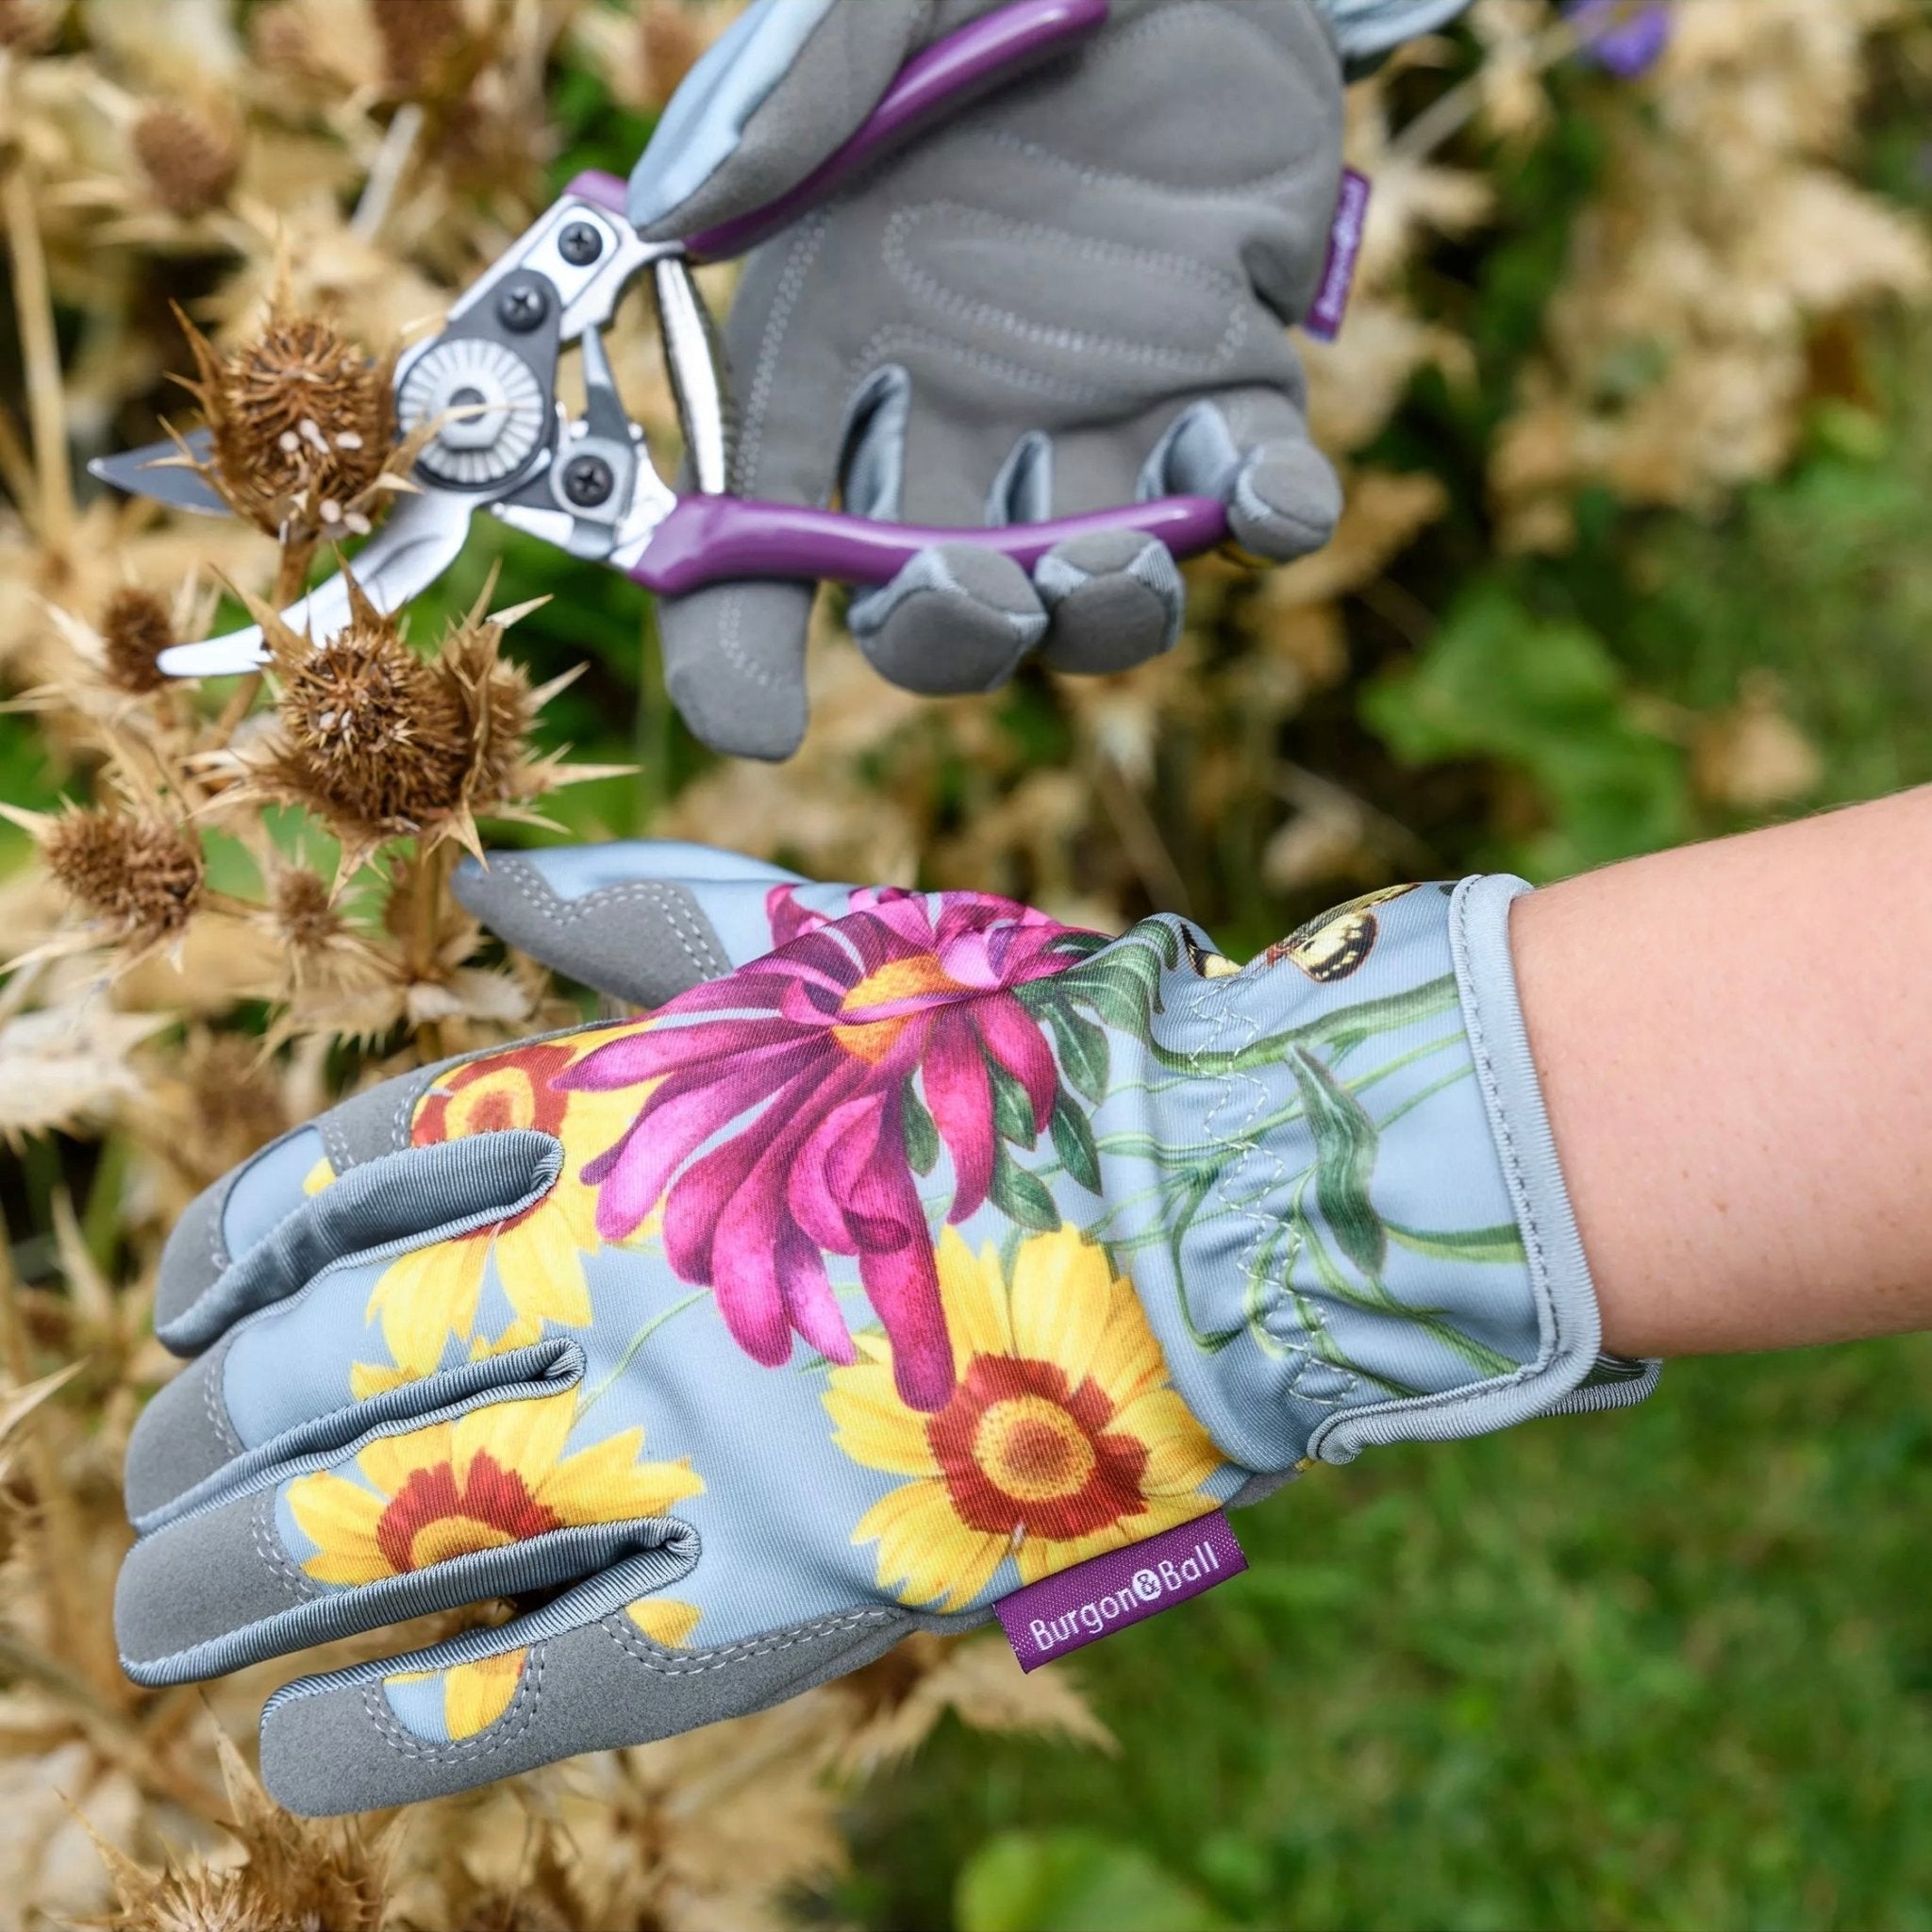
[626,0,837,229]
[120,847,1653,1805]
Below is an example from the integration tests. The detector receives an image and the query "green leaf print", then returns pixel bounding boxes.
[902,1076,940,1176]
[1043,1000,1111,1106]
[1049,1093,1103,1195]
[989,1144,1061,1232]
[1387,1222,1526,1266]
[1289,1045,1387,1279]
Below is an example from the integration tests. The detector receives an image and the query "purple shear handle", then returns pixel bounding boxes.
[576,0,1232,589]
[569,0,1109,242]
[628,493,1229,596]
[685,0,1110,261]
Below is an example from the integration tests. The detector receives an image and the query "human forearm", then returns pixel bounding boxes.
[1512,788,1932,1358]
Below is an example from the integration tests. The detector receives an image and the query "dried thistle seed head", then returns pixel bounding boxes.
[373,0,466,95]
[641,2,709,108]
[133,104,241,218]
[42,808,202,945]
[91,1732,391,1932]
[270,600,470,831]
[97,585,175,694]
[271,864,344,952]
[0,0,58,52]
[181,301,396,539]
[175,1030,290,1173]
[442,618,540,810]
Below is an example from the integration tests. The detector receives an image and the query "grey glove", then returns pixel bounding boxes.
[628,0,1352,758]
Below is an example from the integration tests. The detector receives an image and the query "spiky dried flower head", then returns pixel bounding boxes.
[245,573,605,869]
[374,0,467,96]
[89,1730,392,1932]
[267,586,469,837]
[42,808,202,948]
[97,585,175,694]
[271,864,345,954]
[133,103,241,218]
[176,292,398,543]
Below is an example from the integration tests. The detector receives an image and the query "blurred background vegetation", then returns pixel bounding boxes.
[1,0,1931,1926]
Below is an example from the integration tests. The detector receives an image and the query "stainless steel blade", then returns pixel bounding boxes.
[156,489,478,676]
[88,430,228,515]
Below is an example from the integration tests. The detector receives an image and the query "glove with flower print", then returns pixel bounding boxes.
[115,841,1657,1816]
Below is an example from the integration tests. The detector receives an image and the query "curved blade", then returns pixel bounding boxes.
[157,489,477,677]
[89,429,227,515]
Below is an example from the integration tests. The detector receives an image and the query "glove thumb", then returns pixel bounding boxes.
[453,841,871,1008]
[629,0,983,241]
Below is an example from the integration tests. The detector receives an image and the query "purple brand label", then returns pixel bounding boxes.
[1307,168,1371,342]
[996,1510,1246,1671]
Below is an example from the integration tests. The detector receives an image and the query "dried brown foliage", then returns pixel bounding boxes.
[0,1,1922,1925]
[132,105,242,219]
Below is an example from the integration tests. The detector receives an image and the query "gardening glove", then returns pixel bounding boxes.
[628,0,1358,758]
[116,841,1657,1815]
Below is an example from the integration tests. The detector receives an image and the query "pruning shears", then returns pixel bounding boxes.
[91,0,1230,679]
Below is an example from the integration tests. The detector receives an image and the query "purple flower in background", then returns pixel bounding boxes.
[559,888,1091,1411]
[1565,0,1672,79]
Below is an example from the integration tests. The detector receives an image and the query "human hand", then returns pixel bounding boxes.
[628,0,1349,757]
[116,842,1645,1812]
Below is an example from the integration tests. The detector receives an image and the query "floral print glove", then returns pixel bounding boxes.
[116,842,1656,1814]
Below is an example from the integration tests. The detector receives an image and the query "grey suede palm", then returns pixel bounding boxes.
[629,0,1349,758]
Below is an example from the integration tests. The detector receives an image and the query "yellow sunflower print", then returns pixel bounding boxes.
[351,1029,658,1399]
[824,1226,1223,1613]
[287,1391,700,1588]
[385,1591,702,1741]
[386,1647,532,1740]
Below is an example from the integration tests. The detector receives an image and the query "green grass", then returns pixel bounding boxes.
[838,1340,1932,1931]
[829,214,1932,1932]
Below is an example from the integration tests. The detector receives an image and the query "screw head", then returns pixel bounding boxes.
[496,280,550,333]
[562,454,615,508]
[558,221,604,266]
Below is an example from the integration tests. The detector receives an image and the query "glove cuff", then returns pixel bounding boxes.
[1114,875,1657,1475]
[1305,874,1660,1465]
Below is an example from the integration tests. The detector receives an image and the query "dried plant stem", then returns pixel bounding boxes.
[0,1630,225,1819]
[1087,749,1193,917]
[3,163,73,551]
[0,1206,102,1692]
[406,843,448,977]
[212,540,311,742]
[0,391,38,513]
[1389,17,1581,165]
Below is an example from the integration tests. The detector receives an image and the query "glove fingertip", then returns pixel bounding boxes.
[1225,438,1343,561]
[850,544,1045,695]
[1036,531,1183,675]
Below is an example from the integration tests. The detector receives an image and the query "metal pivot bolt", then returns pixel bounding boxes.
[562,454,615,507]
[496,280,550,332]
[558,221,604,265]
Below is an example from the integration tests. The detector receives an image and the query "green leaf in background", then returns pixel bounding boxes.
[1361,582,1689,878]
[1287,1045,1385,1279]
[956,1830,1226,1932]
[1048,1093,1102,1196]
[902,1077,940,1177]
